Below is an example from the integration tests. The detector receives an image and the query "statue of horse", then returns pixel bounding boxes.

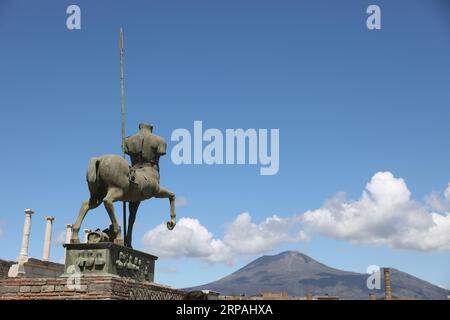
[70,154,176,247]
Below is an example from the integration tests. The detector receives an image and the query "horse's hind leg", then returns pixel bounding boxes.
[155,186,176,230]
[71,198,101,243]
[103,187,124,245]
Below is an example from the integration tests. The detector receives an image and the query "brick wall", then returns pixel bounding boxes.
[0,276,186,300]
[0,259,13,279]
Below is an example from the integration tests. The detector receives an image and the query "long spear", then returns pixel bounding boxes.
[120,27,127,243]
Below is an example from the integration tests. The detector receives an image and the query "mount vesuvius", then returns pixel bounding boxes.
[185,251,449,300]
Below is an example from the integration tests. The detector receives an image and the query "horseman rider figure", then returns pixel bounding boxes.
[122,123,176,247]
[124,122,166,187]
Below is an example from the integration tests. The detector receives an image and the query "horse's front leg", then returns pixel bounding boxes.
[155,186,176,230]
[126,201,141,248]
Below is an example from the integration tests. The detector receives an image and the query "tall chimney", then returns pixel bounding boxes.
[18,208,34,262]
[42,216,54,261]
[383,268,392,300]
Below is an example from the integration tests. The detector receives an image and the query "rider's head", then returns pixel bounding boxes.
[139,123,153,133]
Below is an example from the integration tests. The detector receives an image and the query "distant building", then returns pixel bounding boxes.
[218,292,334,300]
[185,290,220,300]
[313,295,340,300]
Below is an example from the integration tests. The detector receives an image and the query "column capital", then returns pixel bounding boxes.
[46,216,55,222]
[66,224,73,228]
[24,208,35,215]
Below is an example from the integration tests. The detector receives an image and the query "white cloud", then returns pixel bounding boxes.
[223,212,307,255]
[303,172,450,251]
[142,213,307,264]
[426,183,450,212]
[142,171,450,265]
[142,218,232,264]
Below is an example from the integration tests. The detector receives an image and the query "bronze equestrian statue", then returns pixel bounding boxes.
[70,123,176,247]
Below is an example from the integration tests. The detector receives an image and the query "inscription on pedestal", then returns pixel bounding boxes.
[63,243,157,282]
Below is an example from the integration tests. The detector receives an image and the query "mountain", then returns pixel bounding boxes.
[186,251,449,300]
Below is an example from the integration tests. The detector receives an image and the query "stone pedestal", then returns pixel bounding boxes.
[0,277,185,300]
[8,258,64,278]
[0,260,14,279]
[63,243,157,282]
[0,244,184,300]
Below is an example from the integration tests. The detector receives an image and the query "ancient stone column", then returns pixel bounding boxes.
[63,224,73,264]
[18,208,34,262]
[65,224,73,244]
[84,229,92,243]
[383,268,392,300]
[42,216,55,261]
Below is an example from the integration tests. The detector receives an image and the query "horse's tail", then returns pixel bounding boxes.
[87,157,101,186]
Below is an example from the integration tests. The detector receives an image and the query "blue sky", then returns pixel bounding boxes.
[0,0,449,290]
